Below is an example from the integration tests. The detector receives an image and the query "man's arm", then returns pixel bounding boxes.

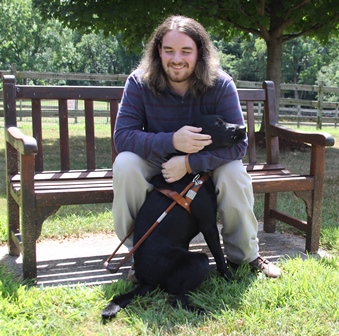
[114,73,176,160]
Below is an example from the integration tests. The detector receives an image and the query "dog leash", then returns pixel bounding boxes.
[104,173,209,273]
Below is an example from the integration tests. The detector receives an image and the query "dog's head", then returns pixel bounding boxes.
[192,115,246,150]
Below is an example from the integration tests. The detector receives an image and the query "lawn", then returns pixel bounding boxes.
[0,119,338,335]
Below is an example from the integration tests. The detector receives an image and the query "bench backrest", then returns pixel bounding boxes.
[4,75,124,173]
[238,81,277,165]
[3,75,276,172]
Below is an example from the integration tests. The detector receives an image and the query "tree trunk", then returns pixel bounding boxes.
[259,37,283,132]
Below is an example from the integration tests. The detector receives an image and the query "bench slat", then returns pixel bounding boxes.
[59,99,70,170]
[85,100,96,169]
[36,190,114,207]
[10,174,313,195]
[10,170,112,182]
[252,176,314,193]
[15,85,124,100]
[32,98,44,171]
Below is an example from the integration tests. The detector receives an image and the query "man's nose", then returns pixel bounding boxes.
[172,51,182,63]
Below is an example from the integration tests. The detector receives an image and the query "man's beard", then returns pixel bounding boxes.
[166,69,193,83]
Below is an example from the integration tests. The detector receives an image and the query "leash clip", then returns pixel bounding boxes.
[192,174,202,186]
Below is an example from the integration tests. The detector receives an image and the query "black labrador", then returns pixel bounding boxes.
[102,115,246,318]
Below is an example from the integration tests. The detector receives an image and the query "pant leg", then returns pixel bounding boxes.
[212,160,259,264]
[112,152,161,250]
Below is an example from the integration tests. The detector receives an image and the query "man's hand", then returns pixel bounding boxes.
[173,126,212,153]
[161,156,187,183]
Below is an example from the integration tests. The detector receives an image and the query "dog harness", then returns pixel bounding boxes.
[104,173,210,273]
[155,173,210,214]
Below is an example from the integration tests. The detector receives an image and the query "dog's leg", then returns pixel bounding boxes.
[163,251,209,313]
[101,284,155,319]
[171,294,206,315]
[201,225,232,279]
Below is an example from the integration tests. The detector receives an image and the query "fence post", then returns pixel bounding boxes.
[297,104,301,128]
[11,63,17,75]
[11,64,24,120]
[317,80,324,129]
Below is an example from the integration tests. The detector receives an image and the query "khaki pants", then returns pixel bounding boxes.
[112,151,259,263]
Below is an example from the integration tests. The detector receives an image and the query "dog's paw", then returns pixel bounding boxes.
[172,299,206,315]
[217,267,234,281]
[101,301,121,319]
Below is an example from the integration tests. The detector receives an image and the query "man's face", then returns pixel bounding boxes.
[158,30,198,88]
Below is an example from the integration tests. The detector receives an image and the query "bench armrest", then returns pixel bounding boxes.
[6,126,38,155]
[268,123,335,147]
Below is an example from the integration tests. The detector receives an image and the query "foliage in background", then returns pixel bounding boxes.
[33,0,339,104]
[0,0,139,86]
[2,0,339,96]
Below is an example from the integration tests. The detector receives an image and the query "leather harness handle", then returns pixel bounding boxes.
[156,173,210,214]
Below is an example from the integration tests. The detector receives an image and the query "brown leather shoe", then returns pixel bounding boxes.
[249,256,281,278]
[127,263,139,284]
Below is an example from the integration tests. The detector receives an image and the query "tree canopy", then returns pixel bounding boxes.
[34,0,339,103]
[0,0,139,86]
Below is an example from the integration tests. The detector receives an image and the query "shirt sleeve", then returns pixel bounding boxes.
[188,75,248,173]
[114,73,177,160]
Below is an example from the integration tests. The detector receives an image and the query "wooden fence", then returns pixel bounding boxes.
[1,68,339,128]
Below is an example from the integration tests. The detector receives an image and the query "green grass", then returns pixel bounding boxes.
[0,120,339,335]
[1,258,338,335]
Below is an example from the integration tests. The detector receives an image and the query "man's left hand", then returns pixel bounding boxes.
[161,156,187,183]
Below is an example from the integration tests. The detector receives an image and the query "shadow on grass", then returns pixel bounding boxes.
[1,223,324,287]
[0,225,331,332]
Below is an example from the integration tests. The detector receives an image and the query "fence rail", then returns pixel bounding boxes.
[1,68,339,128]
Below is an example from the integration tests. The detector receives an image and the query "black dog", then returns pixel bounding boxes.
[102,115,246,318]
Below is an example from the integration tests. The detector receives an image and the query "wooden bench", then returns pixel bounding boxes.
[3,75,335,281]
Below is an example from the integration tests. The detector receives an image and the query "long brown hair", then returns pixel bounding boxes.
[138,15,220,96]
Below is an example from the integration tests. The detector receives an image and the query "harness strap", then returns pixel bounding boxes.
[157,189,192,213]
[156,173,210,214]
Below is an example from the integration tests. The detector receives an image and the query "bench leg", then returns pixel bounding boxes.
[21,208,38,281]
[7,192,21,256]
[305,145,326,253]
[18,154,39,281]
[263,192,277,233]
[305,191,323,253]
[293,190,320,253]
[21,207,61,281]
[306,217,320,253]
[22,233,38,281]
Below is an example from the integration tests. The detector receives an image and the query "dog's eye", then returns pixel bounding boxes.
[216,120,224,127]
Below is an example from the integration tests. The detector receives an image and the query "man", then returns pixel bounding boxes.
[113,15,281,278]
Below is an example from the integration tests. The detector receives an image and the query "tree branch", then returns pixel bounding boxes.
[283,13,339,42]
[283,0,311,21]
